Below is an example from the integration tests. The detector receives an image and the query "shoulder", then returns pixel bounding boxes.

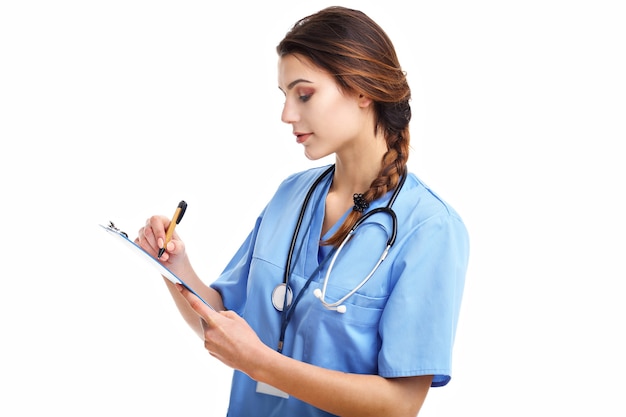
[397,172,466,229]
[392,172,470,271]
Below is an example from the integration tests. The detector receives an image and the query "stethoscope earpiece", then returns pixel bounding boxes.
[313,288,347,313]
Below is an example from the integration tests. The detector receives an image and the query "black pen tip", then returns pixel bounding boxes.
[157,248,165,258]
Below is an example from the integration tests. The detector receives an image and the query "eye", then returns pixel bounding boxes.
[297,87,314,103]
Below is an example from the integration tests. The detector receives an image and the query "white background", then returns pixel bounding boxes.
[1,1,625,416]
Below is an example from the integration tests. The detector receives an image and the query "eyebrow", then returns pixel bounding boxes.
[282,78,313,91]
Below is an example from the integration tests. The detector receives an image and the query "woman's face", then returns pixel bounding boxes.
[277,54,374,161]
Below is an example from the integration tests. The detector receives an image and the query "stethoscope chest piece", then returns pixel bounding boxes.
[272,283,293,312]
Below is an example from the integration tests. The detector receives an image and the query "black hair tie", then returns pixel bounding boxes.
[352,193,369,213]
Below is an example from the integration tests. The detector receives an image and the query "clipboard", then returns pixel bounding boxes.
[99,221,215,310]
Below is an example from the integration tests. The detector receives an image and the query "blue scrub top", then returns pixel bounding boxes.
[211,164,469,417]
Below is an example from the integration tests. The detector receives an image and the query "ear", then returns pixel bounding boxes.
[357,94,373,108]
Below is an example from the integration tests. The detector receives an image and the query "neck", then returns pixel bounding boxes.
[332,139,387,195]
[331,160,378,196]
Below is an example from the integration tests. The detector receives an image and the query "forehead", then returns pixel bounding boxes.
[277,54,333,90]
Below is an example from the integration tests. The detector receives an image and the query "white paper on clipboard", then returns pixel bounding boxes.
[99,222,215,310]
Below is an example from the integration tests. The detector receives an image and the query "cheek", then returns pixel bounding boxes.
[323,99,363,136]
[317,95,358,126]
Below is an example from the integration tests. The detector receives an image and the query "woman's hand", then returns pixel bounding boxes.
[135,215,188,275]
[175,283,270,375]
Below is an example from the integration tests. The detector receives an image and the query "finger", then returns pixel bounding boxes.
[198,318,217,355]
[200,317,210,333]
[177,284,218,321]
[147,215,167,248]
[136,225,159,257]
[220,310,240,320]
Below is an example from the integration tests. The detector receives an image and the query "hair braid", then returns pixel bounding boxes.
[323,125,409,247]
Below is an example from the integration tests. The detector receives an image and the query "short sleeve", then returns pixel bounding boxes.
[378,213,469,387]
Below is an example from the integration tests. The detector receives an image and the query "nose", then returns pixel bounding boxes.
[281,100,299,124]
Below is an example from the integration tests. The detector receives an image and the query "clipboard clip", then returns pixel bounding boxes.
[107,221,128,238]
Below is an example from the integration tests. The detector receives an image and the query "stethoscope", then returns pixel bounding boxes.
[272,164,407,352]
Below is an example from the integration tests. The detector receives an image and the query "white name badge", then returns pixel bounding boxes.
[256,381,289,399]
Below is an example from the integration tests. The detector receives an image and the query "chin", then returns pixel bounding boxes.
[304,149,332,161]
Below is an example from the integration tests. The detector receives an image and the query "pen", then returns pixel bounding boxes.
[158,200,187,258]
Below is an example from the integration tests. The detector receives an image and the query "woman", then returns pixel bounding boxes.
[137,6,469,417]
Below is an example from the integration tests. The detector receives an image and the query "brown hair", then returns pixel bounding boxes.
[277,6,411,246]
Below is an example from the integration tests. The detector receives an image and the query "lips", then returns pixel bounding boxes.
[295,132,312,144]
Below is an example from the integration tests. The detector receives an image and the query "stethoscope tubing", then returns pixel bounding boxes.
[282,165,335,287]
[317,206,397,309]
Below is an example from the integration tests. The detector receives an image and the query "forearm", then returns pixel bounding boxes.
[249,348,432,417]
[162,260,225,339]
